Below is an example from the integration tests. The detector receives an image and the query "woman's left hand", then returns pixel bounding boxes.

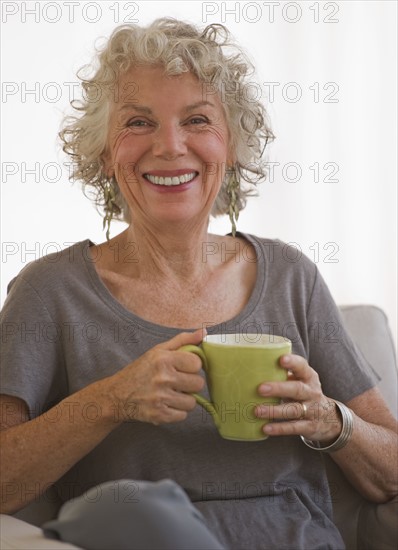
[255,354,342,443]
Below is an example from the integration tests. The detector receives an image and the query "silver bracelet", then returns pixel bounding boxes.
[300,400,354,453]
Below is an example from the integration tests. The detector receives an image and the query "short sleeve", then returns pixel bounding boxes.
[306,267,380,403]
[0,274,67,418]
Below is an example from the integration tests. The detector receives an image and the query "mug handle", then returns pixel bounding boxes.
[178,345,220,428]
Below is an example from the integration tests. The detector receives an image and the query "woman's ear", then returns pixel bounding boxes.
[226,155,237,169]
[226,142,237,168]
[100,149,115,179]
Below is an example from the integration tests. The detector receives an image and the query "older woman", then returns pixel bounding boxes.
[1,18,397,550]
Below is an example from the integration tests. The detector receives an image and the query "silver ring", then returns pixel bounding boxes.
[299,402,308,420]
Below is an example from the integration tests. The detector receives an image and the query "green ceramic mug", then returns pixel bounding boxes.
[181,334,291,441]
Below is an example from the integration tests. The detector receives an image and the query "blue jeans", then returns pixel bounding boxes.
[43,479,225,550]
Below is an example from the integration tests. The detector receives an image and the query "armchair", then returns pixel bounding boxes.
[1,305,397,550]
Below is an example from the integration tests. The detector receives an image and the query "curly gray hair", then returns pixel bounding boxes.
[59,18,274,229]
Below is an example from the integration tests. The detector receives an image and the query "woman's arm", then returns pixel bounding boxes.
[0,329,205,514]
[0,385,118,515]
[255,354,398,503]
[330,386,398,503]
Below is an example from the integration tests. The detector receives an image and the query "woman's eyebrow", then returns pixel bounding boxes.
[182,101,216,112]
[118,101,216,115]
[118,104,152,114]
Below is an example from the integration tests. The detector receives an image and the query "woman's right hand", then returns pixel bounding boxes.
[107,328,206,425]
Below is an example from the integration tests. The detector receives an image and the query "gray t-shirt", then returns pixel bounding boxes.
[1,233,378,549]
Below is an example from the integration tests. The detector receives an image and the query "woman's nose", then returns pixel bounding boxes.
[152,125,187,159]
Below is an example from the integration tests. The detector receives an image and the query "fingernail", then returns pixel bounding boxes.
[281,355,291,365]
[264,424,273,433]
[259,384,272,394]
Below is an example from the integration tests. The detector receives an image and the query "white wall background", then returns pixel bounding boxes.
[1,0,397,344]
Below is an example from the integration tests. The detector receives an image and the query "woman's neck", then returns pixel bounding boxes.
[110,222,222,284]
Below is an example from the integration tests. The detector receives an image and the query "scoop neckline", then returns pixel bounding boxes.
[81,232,268,336]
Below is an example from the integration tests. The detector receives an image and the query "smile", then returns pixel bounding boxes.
[144,172,198,186]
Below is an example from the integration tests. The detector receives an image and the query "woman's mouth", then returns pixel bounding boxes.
[143,171,198,187]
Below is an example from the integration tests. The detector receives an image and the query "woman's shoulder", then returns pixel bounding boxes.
[5,239,92,296]
[241,232,318,274]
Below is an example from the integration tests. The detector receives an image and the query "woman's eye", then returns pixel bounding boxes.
[127,119,150,128]
[188,117,208,125]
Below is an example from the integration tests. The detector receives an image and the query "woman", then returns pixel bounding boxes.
[1,18,397,550]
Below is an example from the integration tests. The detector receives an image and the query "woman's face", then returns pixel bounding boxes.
[103,65,232,232]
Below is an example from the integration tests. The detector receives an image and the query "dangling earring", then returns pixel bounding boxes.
[226,167,239,237]
[102,180,116,242]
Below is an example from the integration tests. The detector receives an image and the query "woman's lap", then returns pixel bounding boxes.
[42,479,225,550]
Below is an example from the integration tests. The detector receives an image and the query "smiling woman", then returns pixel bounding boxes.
[101,66,231,234]
[59,19,273,239]
[0,16,397,550]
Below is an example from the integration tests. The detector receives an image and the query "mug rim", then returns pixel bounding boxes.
[203,333,291,348]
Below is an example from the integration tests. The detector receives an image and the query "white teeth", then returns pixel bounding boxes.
[145,172,196,186]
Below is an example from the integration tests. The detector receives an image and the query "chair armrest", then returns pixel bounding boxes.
[357,497,398,550]
[0,515,82,550]
[339,305,397,417]
[328,306,398,550]
[13,484,62,527]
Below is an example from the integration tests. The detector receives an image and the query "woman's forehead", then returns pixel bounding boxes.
[112,65,224,111]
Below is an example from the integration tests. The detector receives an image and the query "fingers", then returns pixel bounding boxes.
[258,380,308,401]
[153,361,204,415]
[254,354,341,441]
[258,354,321,401]
[167,391,198,413]
[155,329,207,373]
[138,347,205,423]
[140,387,201,425]
[255,401,337,423]
[170,351,204,374]
[143,351,204,390]
[256,401,341,440]
[142,402,191,426]
[121,382,201,425]
[158,328,207,351]
[172,371,205,393]
[279,354,313,381]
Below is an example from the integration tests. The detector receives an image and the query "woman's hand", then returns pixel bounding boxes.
[106,329,206,426]
[255,355,398,503]
[255,354,342,443]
